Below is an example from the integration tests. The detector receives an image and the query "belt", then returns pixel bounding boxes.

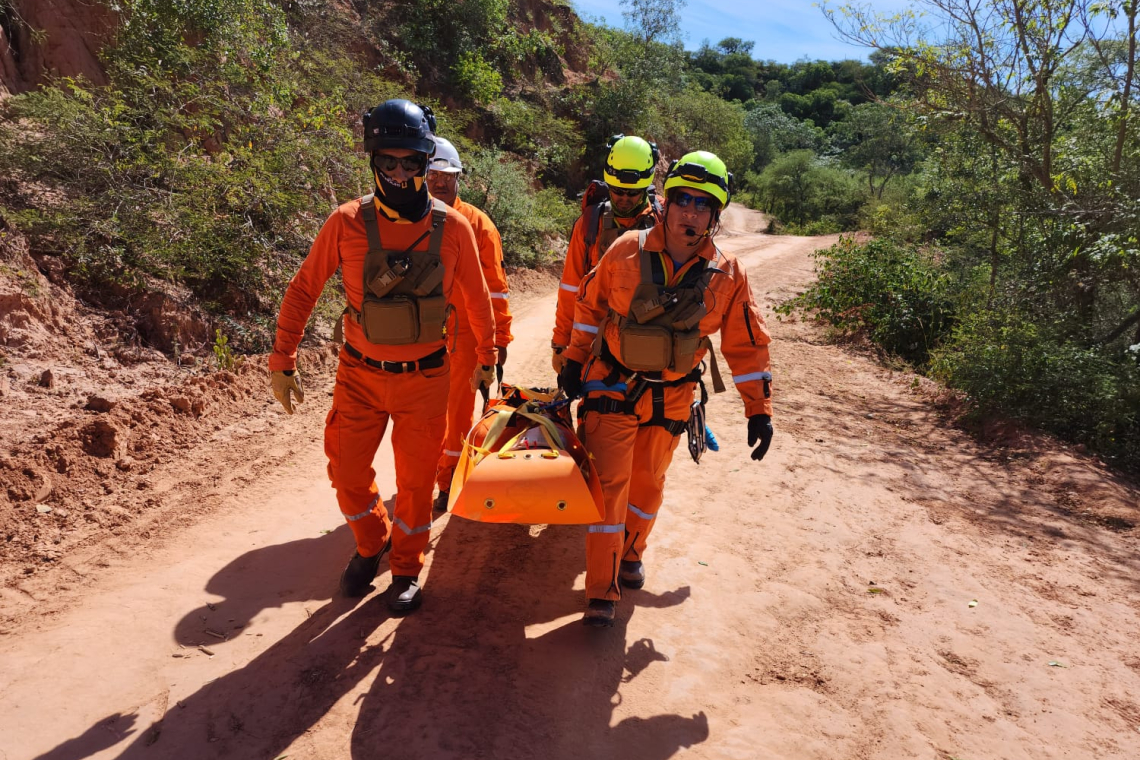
[343,343,446,374]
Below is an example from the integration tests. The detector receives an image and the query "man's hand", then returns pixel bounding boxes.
[271,369,304,414]
[496,344,508,367]
[747,414,773,461]
[559,359,584,400]
[471,364,496,392]
[551,345,567,374]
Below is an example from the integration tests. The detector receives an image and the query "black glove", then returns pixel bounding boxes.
[559,359,584,400]
[747,414,773,461]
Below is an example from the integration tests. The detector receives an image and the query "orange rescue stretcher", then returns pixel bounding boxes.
[448,384,605,524]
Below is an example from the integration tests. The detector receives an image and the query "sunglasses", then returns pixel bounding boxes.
[609,187,644,198]
[671,191,715,213]
[373,153,427,173]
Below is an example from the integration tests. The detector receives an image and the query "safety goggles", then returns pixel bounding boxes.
[671,191,715,213]
[609,186,644,199]
[669,162,729,192]
[373,153,427,173]
[606,165,653,185]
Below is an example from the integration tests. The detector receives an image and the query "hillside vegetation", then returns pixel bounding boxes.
[0,0,1137,470]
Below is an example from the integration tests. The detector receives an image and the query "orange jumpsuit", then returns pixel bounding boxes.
[564,225,773,602]
[435,197,512,493]
[270,197,496,576]
[552,200,659,349]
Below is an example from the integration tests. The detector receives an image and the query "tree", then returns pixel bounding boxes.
[830,102,922,197]
[620,0,686,45]
[823,0,1124,198]
[717,37,754,56]
[743,102,824,169]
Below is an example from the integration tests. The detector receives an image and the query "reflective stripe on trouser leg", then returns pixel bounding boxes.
[324,358,393,558]
[390,368,450,576]
[623,423,682,562]
[436,331,479,492]
[583,408,640,602]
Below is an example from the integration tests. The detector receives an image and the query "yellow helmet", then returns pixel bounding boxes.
[603,134,659,190]
[663,151,732,208]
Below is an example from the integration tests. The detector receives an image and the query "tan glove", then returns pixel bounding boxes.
[271,369,304,414]
[551,345,567,374]
[471,364,496,393]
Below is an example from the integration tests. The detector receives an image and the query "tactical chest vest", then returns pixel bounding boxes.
[614,229,721,373]
[584,197,660,269]
[345,194,450,346]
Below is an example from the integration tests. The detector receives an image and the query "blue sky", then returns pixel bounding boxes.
[569,0,913,63]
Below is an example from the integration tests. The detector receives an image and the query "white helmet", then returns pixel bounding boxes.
[429,136,463,173]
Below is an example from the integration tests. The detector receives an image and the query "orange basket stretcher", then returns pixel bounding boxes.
[447,384,605,524]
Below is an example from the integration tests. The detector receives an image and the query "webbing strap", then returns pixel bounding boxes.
[701,337,726,394]
[584,201,605,251]
[360,193,382,253]
[643,385,686,436]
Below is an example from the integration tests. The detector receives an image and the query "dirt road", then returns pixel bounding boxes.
[2,209,1139,760]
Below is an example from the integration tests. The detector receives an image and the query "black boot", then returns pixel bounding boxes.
[339,538,391,598]
[582,598,616,627]
[618,559,645,589]
[433,489,450,512]
[386,575,423,614]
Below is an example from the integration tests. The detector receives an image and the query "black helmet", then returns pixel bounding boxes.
[362,99,437,154]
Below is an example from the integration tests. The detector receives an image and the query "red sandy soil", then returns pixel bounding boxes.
[0,207,1137,760]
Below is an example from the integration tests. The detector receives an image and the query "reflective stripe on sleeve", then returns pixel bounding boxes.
[732,371,773,384]
[490,292,508,299]
[573,322,599,335]
[588,523,625,534]
[443,449,462,458]
[560,283,579,293]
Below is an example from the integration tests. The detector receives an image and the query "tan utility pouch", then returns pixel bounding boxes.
[367,259,409,298]
[416,295,449,342]
[360,296,420,345]
[619,323,673,371]
[411,261,445,296]
[673,328,702,372]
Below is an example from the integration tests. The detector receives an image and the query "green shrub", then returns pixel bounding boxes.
[931,312,1140,469]
[461,149,577,267]
[454,51,504,104]
[490,97,584,181]
[780,236,956,365]
[647,85,754,176]
[755,151,864,229]
[0,2,412,351]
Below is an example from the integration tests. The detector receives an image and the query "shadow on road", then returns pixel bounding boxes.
[35,510,706,759]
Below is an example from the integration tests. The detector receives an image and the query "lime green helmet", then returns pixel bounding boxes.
[603,134,659,190]
[663,150,732,208]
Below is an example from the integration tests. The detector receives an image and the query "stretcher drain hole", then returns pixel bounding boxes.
[556,501,567,511]
[484,498,495,509]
